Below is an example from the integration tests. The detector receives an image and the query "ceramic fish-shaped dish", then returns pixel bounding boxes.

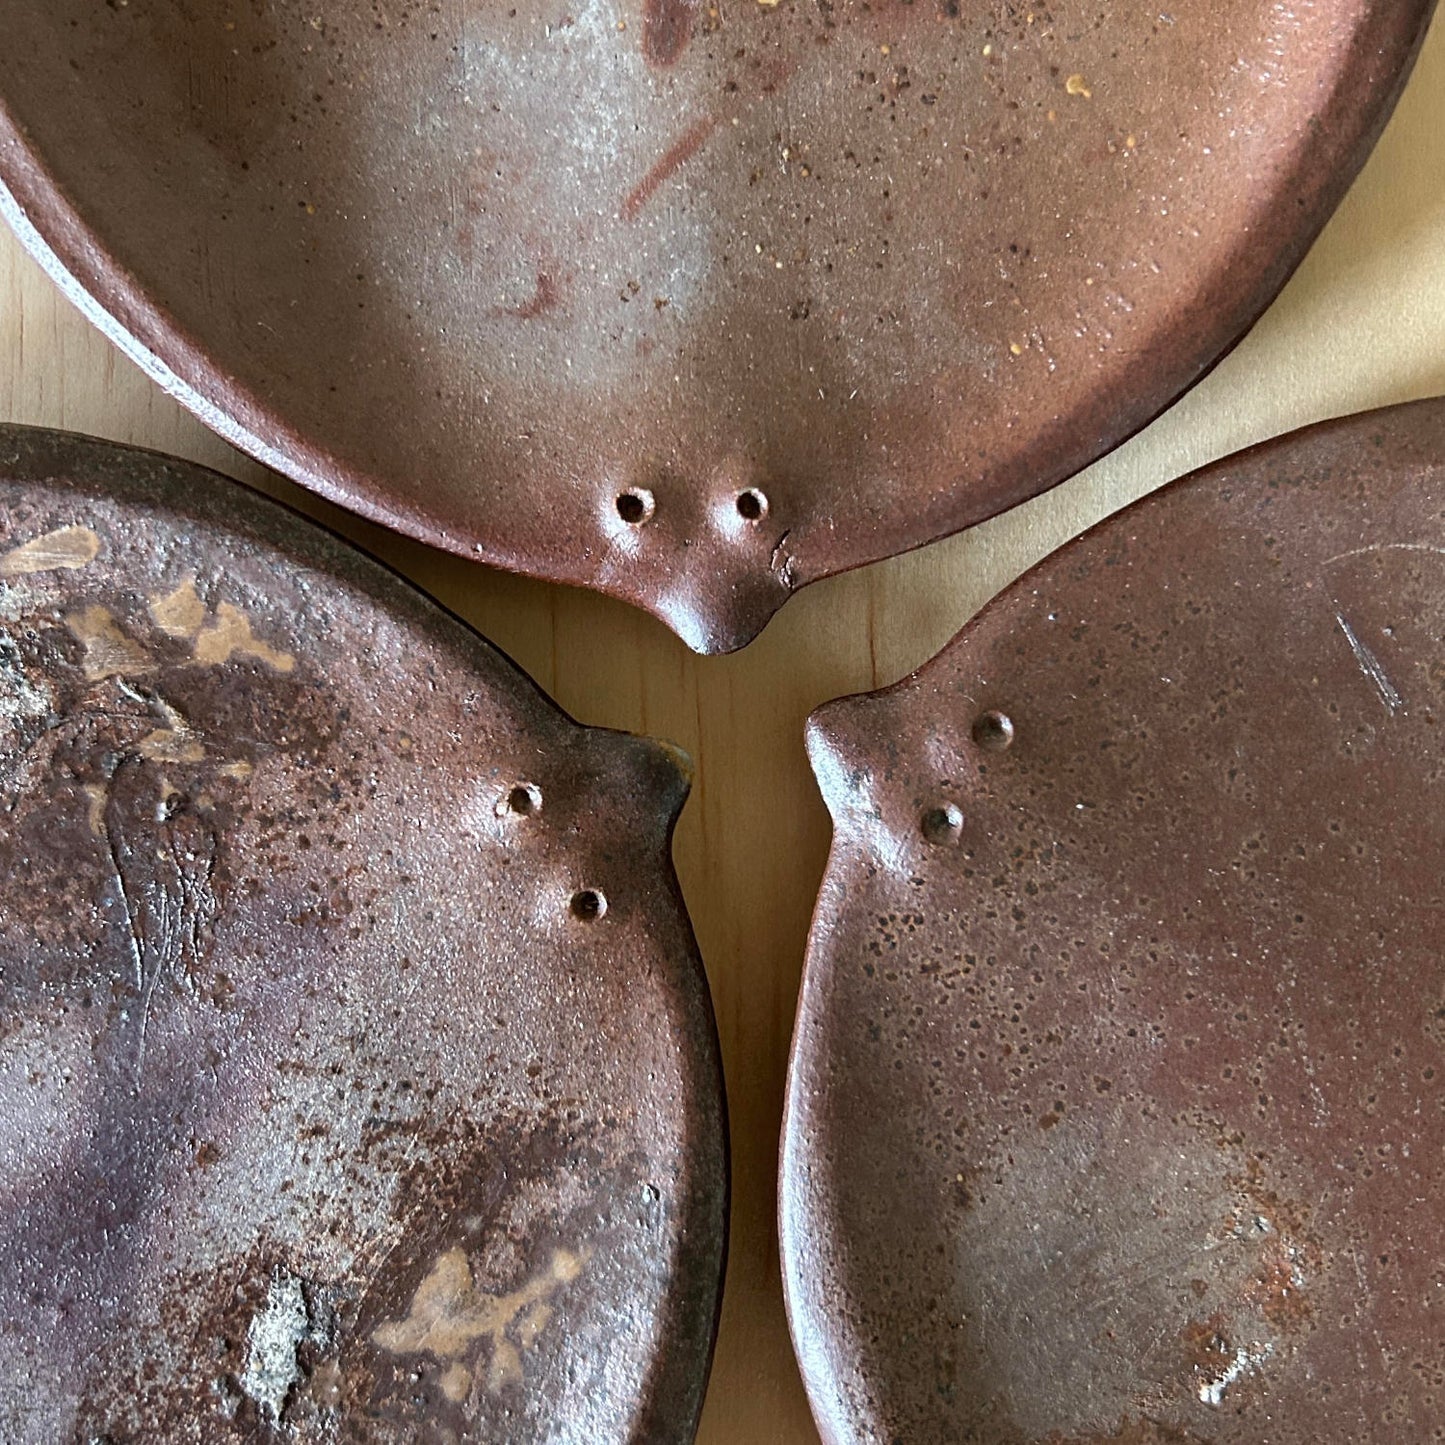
[0,426,726,1442]
[0,1,1433,649]
[784,399,1445,1443]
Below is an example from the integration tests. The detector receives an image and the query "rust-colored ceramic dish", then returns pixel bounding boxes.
[0,4,1434,652]
[782,399,1445,1443]
[0,427,725,1442]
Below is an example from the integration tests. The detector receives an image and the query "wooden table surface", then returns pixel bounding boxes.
[2,20,1442,1442]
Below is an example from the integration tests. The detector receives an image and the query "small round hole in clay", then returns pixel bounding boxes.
[617,489,656,526]
[501,782,542,817]
[971,711,1016,752]
[736,488,768,522]
[570,888,608,921]
[921,804,964,845]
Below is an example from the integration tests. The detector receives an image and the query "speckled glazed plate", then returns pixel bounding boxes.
[0,427,725,1443]
[781,399,1445,1443]
[0,4,1434,652]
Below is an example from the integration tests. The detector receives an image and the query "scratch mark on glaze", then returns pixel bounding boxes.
[0,525,100,576]
[621,117,718,222]
[78,687,222,1083]
[1334,611,1402,714]
[193,602,294,672]
[373,1245,589,1399]
[1324,541,1445,567]
[97,809,145,996]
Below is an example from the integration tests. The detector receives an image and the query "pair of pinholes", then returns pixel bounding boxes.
[496,781,607,922]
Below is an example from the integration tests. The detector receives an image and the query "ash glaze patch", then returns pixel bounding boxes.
[0,627,52,727]
[0,565,331,1091]
[372,1243,589,1403]
[241,1267,332,1423]
[64,602,152,680]
[148,575,207,639]
[0,524,100,576]
[1196,1340,1272,1409]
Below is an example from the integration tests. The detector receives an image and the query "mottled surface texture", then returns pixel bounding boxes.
[0,427,726,1442]
[0,2,1434,651]
[781,399,1445,1442]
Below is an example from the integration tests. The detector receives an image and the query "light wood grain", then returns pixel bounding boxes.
[1,20,1442,1441]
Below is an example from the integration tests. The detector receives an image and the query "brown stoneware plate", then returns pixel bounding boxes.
[0,4,1435,652]
[0,426,725,1442]
[781,398,1445,1443]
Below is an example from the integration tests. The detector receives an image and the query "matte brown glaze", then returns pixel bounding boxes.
[0,427,726,1442]
[782,399,1445,1442]
[0,3,1434,651]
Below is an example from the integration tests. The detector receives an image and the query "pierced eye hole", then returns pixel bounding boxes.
[500,782,541,817]
[616,489,655,526]
[971,710,1016,752]
[495,782,543,819]
[569,888,607,921]
[736,488,768,522]
[921,804,964,845]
